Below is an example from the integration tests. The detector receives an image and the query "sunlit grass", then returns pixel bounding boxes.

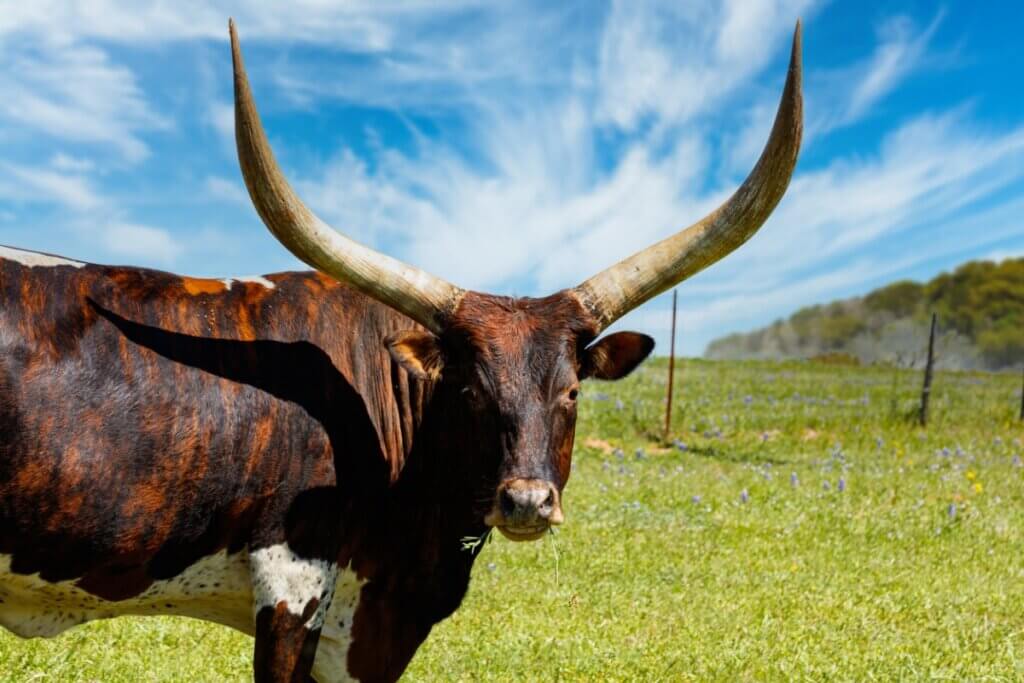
[2,359,1023,681]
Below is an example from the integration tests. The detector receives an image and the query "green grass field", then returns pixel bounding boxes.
[2,359,1023,681]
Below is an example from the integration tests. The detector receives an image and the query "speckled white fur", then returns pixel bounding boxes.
[0,550,252,638]
[0,245,84,269]
[222,276,276,290]
[249,543,338,630]
[1,547,366,680]
[309,562,366,682]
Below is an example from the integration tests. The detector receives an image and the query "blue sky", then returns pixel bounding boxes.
[1,1,1022,355]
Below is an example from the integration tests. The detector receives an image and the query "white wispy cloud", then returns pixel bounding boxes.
[809,11,944,138]
[50,153,95,173]
[596,0,814,131]
[100,222,184,265]
[204,175,249,205]
[0,162,103,210]
[845,12,943,123]
[0,39,168,162]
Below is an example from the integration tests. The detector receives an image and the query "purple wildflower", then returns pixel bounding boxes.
[838,477,846,493]
[691,495,702,505]
[947,503,957,519]
[740,489,749,504]
[822,480,831,491]
[790,472,799,487]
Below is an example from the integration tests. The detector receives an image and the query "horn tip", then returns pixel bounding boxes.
[229,19,243,77]
[791,20,802,65]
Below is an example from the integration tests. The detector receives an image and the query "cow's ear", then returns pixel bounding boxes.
[387,330,445,380]
[581,332,654,380]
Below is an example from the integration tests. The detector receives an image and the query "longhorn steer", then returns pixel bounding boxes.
[0,21,803,682]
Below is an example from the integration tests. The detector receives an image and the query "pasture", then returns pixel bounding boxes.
[2,358,1022,681]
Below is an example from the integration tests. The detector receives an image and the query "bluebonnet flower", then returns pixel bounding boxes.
[615,399,624,411]
[822,480,831,491]
[614,448,624,460]
[691,495,702,505]
[592,392,610,402]
[740,489,749,504]
[838,478,846,493]
[673,439,688,452]
[1012,455,1022,467]
[948,503,957,519]
[635,448,646,460]
[743,395,753,405]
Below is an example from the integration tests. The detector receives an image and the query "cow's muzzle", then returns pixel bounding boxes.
[484,478,564,541]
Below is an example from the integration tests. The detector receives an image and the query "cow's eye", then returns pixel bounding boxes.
[567,388,579,401]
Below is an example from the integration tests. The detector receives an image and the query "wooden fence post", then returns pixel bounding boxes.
[919,312,937,426]
[664,290,677,441]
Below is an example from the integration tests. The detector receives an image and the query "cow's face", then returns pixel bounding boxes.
[387,292,653,541]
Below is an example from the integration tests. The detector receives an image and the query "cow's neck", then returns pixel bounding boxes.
[338,338,491,597]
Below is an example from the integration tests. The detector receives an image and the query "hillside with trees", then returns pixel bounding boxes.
[704,258,1024,371]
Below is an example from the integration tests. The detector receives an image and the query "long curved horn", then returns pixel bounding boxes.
[229,20,463,334]
[573,21,803,332]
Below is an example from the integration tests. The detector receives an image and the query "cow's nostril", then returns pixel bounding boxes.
[499,489,517,517]
[541,489,554,511]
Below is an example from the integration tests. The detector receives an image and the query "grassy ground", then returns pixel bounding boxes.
[2,359,1022,681]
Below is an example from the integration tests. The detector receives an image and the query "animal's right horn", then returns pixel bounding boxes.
[229,20,464,334]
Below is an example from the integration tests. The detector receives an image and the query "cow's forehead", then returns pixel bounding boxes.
[448,291,597,364]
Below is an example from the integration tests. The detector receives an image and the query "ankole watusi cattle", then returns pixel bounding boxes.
[0,19,803,682]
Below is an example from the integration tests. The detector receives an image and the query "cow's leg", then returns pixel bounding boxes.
[250,543,339,683]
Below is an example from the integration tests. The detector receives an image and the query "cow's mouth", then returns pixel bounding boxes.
[496,525,549,542]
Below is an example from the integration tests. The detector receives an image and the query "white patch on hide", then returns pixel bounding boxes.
[0,246,85,269]
[249,543,337,630]
[311,563,367,683]
[0,550,253,639]
[222,276,276,290]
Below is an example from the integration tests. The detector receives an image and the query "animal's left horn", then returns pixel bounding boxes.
[229,20,463,335]
[572,21,803,332]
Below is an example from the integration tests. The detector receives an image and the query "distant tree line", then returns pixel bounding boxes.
[705,258,1024,371]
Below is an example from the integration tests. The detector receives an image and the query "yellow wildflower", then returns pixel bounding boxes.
[966,470,976,481]
[973,482,983,494]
